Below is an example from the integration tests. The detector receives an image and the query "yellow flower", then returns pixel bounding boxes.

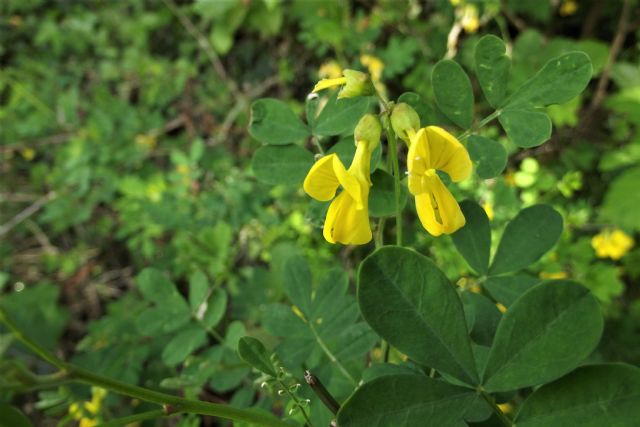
[312,69,375,99]
[459,4,480,33]
[406,127,472,236]
[318,60,343,79]
[591,229,634,260]
[498,403,513,413]
[360,55,384,83]
[304,140,375,245]
[482,201,494,221]
[539,271,568,280]
[559,0,578,16]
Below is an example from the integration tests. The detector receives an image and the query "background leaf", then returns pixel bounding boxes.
[312,93,373,137]
[368,169,408,217]
[237,336,277,377]
[482,281,603,392]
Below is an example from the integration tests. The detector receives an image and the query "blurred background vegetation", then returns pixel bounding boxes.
[1,0,639,426]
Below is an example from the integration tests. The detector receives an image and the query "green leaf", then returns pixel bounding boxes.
[368,169,408,217]
[338,374,475,427]
[462,292,502,347]
[188,270,209,312]
[358,246,478,384]
[482,281,603,392]
[498,108,552,148]
[489,204,563,275]
[201,288,228,328]
[0,404,33,427]
[237,336,277,377]
[451,200,491,275]
[504,52,592,108]
[313,93,373,137]
[475,35,510,108]
[483,275,541,307]
[249,98,310,145]
[161,325,208,366]
[432,60,474,129]
[600,166,640,231]
[282,255,313,316]
[467,135,508,178]
[515,363,640,427]
[136,268,178,303]
[252,144,314,186]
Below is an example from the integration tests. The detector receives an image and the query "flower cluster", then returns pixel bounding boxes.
[304,72,472,245]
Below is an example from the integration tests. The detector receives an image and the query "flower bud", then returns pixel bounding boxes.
[391,103,420,143]
[339,70,376,99]
[354,114,382,150]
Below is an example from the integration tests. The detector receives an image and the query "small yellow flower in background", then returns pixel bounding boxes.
[318,60,343,80]
[498,402,513,413]
[135,133,157,151]
[504,170,516,187]
[591,228,634,260]
[406,127,472,236]
[540,271,568,280]
[68,387,106,427]
[559,0,578,16]
[360,55,384,83]
[459,4,480,33]
[304,114,381,245]
[20,148,36,161]
[481,201,494,221]
[312,69,375,99]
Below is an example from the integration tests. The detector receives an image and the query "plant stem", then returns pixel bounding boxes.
[480,391,513,427]
[308,322,357,386]
[457,109,502,141]
[0,308,289,427]
[304,370,341,415]
[384,124,403,246]
[278,380,314,427]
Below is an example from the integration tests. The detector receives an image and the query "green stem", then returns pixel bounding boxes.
[384,124,403,246]
[0,309,289,427]
[278,380,314,427]
[480,391,513,427]
[97,409,168,427]
[457,109,502,141]
[374,217,385,248]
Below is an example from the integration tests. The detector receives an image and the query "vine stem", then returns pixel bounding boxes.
[384,123,403,246]
[480,391,513,427]
[308,322,357,386]
[278,380,314,427]
[0,309,289,427]
[457,109,502,141]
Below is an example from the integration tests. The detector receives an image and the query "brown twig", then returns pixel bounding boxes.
[304,370,341,415]
[0,191,56,237]
[587,0,633,114]
[500,0,527,32]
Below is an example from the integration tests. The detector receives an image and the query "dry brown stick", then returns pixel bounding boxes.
[588,0,633,114]
[0,191,56,237]
[161,0,241,98]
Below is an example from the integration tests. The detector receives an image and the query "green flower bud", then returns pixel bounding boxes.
[391,103,420,143]
[338,70,376,99]
[354,114,382,150]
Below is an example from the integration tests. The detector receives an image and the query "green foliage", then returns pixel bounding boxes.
[432,60,474,129]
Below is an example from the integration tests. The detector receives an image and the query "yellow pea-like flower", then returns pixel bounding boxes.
[591,228,634,260]
[303,140,374,245]
[312,69,375,99]
[406,127,472,236]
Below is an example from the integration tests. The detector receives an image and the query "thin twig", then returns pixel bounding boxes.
[0,191,56,237]
[587,0,632,114]
[304,371,341,415]
[161,0,241,98]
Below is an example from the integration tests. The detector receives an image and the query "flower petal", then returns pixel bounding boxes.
[303,154,341,201]
[323,191,372,245]
[312,77,347,93]
[424,126,472,182]
[415,175,465,236]
[407,128,430,175]
[334,155,364,209]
